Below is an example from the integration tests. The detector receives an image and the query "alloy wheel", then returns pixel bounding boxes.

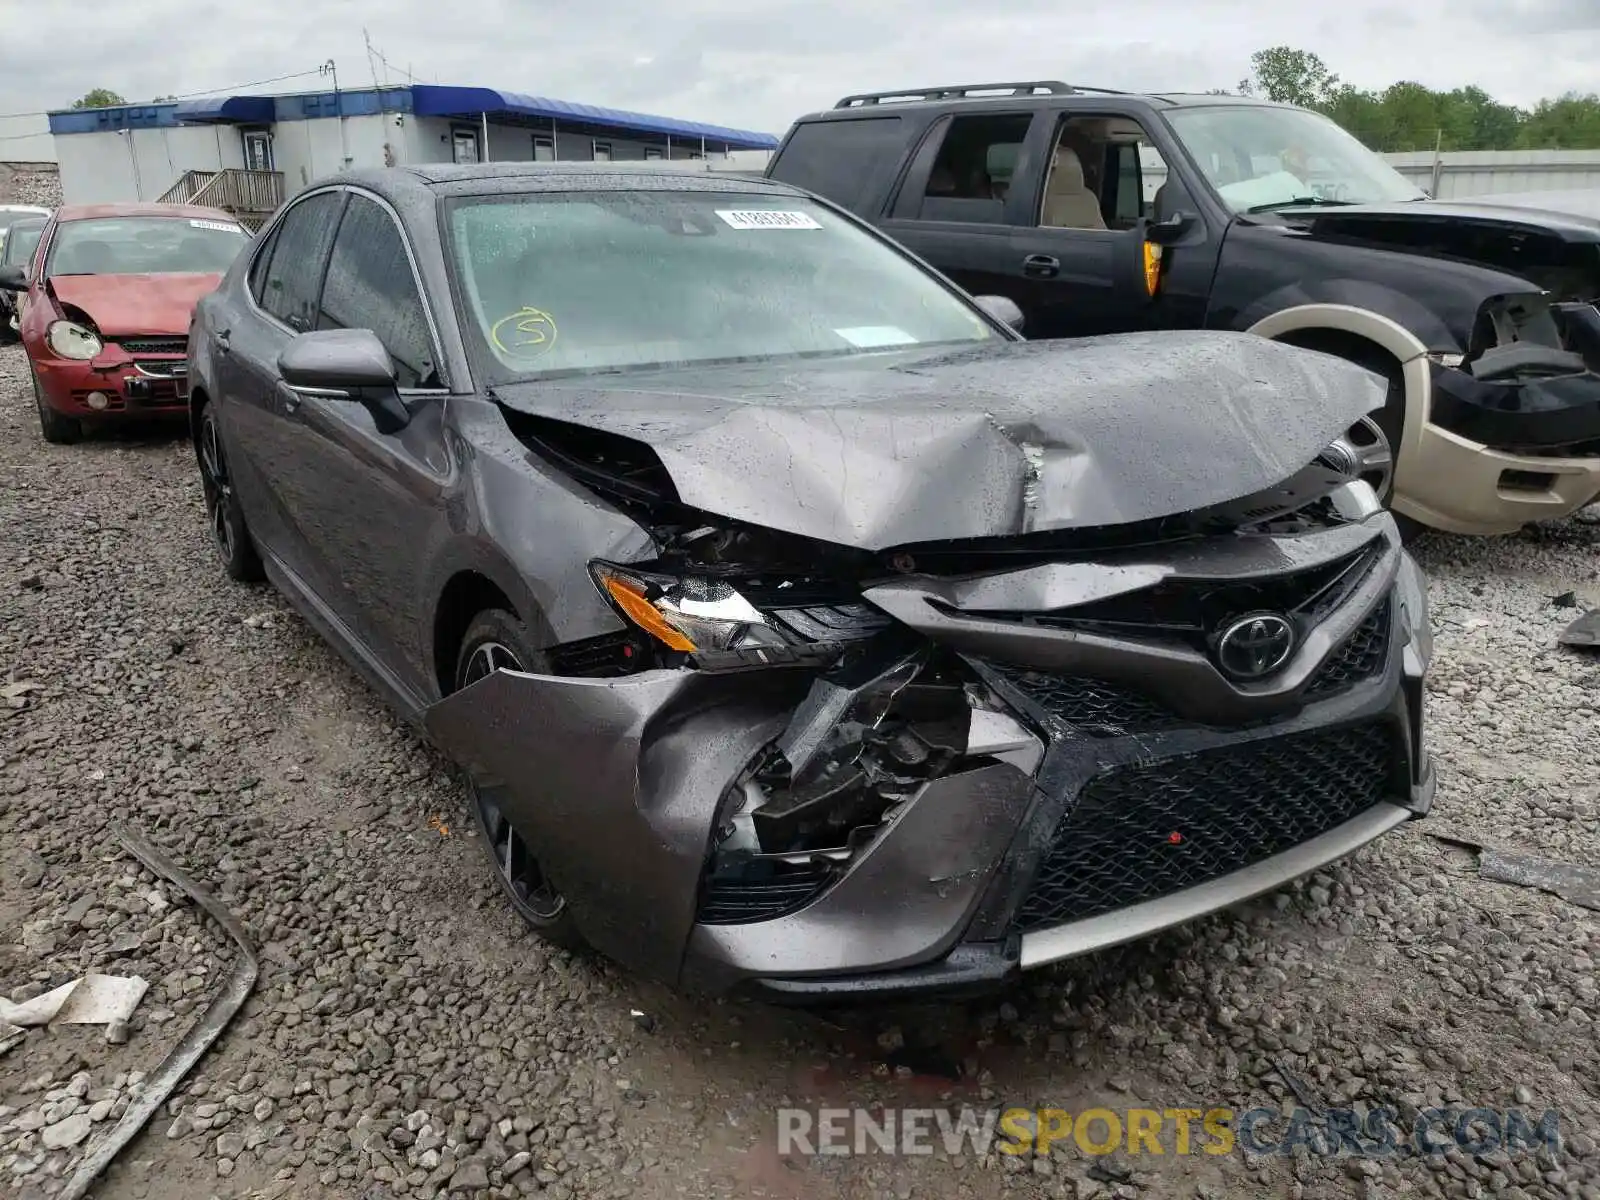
[199,415,236,564]
[1345,415,1395,501]
[459,641,565,922]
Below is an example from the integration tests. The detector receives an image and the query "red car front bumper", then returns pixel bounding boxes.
[33,341,189,418]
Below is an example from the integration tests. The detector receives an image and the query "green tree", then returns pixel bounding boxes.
[1238,47,1341,109]
[70,88,127,109]
[1519,93,1600,149]
[1229,48,1600,151]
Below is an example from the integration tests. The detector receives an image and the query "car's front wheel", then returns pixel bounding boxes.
[454,609,586,951]
[31,364,81,445]
[197,405,264,581]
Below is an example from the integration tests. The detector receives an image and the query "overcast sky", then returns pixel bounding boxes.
[3,0,1597,137]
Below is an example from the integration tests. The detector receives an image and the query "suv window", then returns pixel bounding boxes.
[1038,116,1168,232]
[258,191,344,332]
[770,117,907,212]
[316,194,439,388]
[916,113,1033,225]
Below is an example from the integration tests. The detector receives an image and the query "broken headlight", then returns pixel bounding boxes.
[589,561,890,666]
[46,320,102,360]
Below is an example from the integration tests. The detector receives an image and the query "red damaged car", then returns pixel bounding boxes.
[0,202,251,443]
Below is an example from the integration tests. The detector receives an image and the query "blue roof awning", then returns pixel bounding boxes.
[173,96,276,125]
[409,85,778,149]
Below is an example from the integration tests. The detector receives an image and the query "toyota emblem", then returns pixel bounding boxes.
[1216,612,1296,680]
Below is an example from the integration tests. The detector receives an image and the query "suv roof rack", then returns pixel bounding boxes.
[833,81,1127,108]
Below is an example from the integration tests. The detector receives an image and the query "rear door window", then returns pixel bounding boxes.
[901,113,1035,225]
[768,117,907,213]
[257,190,344,332]
[316,194,439,388]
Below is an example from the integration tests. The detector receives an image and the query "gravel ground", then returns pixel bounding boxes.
[0,338,1597,1200]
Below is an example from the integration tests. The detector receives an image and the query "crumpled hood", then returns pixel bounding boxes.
[1292,198,1600,244]
[47,272,222,337]
[493,331,1385,550]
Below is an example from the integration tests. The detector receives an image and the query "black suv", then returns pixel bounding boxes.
[767,81,1600,537]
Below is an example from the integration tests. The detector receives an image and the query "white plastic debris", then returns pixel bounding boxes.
[0,973,148,1028]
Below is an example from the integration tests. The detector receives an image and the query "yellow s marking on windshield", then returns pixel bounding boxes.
[490,307,558,358]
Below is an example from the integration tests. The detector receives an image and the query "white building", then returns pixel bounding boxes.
[48,84,779,225]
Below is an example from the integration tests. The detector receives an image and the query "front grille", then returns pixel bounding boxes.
[983,544,1381,654]
[987,593,1394,736]
[1010,721,1397,932]
[120,337,186,355]
[697,864,834,924]
[1305,600,1391,698]
[991,665,1185,735]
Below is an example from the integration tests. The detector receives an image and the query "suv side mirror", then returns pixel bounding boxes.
[974,294,1025,332]
[0,265,26,292]
[277,329,411,434]
[1146,211,1196,246]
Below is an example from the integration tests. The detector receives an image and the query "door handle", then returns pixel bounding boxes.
[1022,254,1060,279]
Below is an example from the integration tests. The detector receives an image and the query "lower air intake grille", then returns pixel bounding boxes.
[1010,721,1397,932]
[1305,600,1391,698]
[696,864,834,924]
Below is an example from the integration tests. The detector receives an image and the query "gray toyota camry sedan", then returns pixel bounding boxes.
[186,162,1434,1002]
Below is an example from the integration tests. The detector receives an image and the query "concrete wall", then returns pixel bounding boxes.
[56,125,245,203]
[0,114,55,164]
[1383,149,1600,199]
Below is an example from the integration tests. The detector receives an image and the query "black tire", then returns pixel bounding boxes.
[31,364,81,445]
[454,609,586,951]
[197,405,265,582]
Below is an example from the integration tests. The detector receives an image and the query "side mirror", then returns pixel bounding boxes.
[1146,211,1196,246]
[974,294,1025,332]
[0,265,26,293]
[277,329,411,434]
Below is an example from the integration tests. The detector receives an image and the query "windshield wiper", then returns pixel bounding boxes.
[1244,196,1356,214]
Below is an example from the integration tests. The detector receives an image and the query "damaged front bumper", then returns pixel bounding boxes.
[423,502,1434,1002]
[1396,302,1600,535]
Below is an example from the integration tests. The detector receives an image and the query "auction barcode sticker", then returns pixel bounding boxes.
[190,219,244,233]
[715,210,823,230]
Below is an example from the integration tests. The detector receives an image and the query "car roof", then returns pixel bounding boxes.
[796,88,1304,122]
[0,204,50,214]
[316,162,803,204]
[53,202,243,223]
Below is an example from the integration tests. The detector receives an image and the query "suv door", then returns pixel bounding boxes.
[1010,109,1219,337]
[877,111,1042,307]
[222,188,347,582]
[273,190,450,697]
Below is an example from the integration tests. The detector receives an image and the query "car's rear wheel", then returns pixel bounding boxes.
[197,406,264,581]
[454,609,586,950]
[31,363,81,445]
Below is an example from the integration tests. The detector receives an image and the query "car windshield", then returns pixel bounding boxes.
[444,190,999,381]
[45,216,249,276]
[2,219,44,268]
[1165,104,1426,214]
[0,209,45,236]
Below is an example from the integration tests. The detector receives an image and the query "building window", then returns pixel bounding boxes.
[592,141,612,162]
[644,147,664,161]
[533,135,555,162]
[452,127,481,164]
